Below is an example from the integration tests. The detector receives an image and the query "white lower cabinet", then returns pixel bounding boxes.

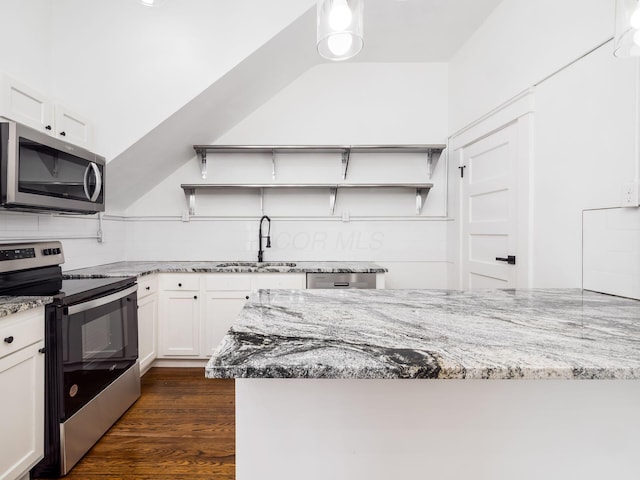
[204,292,249,356]
[156,272,306,361]
[137,275,158,376]
[0,308,45,480]
[158,275,202,357]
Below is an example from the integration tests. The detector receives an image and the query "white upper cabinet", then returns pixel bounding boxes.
[0,74,53,132]
[53,104,92,148]
[0,73,93,149]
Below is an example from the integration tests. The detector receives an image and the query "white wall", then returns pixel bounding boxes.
[48,0,314,161]
[0,211,126,271]
[532,45,638,287]
[124,63,450,288]
[449,0,614,134]
[449,0,640,289]
[0,0,51,94]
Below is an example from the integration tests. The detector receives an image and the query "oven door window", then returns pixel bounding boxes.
[62,293,137,419]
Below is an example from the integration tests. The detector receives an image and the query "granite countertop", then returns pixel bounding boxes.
[205,288,640,380]
[63,261,387,278]
[0,296,52,318]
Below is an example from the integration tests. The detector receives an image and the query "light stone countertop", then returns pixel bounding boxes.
[205,288,640,380]
[0,296,52,318]
[62,261,387,278]
[1,261,385,318]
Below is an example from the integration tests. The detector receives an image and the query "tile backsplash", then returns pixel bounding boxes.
[583,208,640,300]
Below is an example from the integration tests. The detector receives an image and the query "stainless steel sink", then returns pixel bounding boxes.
[215,262,297,268]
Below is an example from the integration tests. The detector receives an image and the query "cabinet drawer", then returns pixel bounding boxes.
[205,274,252,291]
[253,273,305,290]
[0,308,44,360]
[160,275,200,291]
[137,275,158,299]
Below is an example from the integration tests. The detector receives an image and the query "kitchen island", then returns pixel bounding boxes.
[206,288,640,480]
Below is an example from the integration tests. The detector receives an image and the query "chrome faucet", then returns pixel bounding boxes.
[258,215,271,262]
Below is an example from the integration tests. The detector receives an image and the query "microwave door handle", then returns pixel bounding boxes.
[83,162,102,202]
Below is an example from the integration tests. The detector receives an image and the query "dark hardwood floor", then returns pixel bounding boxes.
[60,368,235,480]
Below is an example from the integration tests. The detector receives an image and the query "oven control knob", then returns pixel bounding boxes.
[4,336,14,344]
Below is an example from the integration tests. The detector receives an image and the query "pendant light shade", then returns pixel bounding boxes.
[614,0,640,57]
[317,0,364,61]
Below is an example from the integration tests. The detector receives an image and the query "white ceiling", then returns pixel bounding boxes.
[352,0,503,62]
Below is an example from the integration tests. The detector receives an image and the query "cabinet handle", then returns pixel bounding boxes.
[39,347,46,354]
[145,286,150,290]
[193,295,198,300]
[3,336,14,344]
[60,131,66,136]
[178,283,182,287]
[245,295,249,300]
[45,125,52,131]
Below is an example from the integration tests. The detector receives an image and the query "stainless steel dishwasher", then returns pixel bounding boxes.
[306,272,377,289]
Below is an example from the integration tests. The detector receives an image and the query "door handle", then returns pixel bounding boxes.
[495,255,516,265]
[83,162,102,202]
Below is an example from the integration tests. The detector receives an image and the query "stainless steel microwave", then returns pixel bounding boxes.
[0,120,105,214]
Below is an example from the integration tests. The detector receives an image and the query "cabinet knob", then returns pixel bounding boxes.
[193,295,198,300]
[45,125,52,131]
[178,283,182,287]
[245,295,249,300]
[60,131,66,136]
[39,347,46,354]
[4,336,14,344]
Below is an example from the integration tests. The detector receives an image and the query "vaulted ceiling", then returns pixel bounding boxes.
[106,0,502,211]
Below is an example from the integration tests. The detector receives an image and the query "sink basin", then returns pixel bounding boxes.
[215,262,297,268]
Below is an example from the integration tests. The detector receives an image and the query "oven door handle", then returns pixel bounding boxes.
[67,284,138,315]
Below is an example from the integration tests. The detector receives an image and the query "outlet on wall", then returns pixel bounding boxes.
[621,182,640,207]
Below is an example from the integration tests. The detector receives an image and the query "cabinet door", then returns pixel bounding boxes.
[0,74,53,133]
[204,291,248,357]
[0,342,44,480]
[158,291,201,357]
[54,104,92,149]
[137,293,158,376]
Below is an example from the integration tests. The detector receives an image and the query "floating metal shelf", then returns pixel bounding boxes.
[192,144,446,181]
[181,183,434,216]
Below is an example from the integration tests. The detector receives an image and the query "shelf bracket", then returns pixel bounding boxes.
[271,149,277,180]
[198,149,207,180]
[416,188,430,215]
[341,149,351,180]
[185,187,196,216]
[329,187,337,215]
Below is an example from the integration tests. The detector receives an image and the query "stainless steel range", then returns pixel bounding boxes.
[0,241,140,478]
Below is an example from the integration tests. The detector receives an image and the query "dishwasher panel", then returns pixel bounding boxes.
[306,273,377,289]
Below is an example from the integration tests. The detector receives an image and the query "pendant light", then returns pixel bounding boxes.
[614,0,640,57]
[317,0,364,61]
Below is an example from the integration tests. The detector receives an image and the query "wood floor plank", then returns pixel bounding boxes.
[41,368,235,479]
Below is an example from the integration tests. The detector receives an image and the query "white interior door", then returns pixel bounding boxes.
[461,122,518,289]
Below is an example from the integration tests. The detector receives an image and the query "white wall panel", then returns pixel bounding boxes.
[583,208,640,300]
